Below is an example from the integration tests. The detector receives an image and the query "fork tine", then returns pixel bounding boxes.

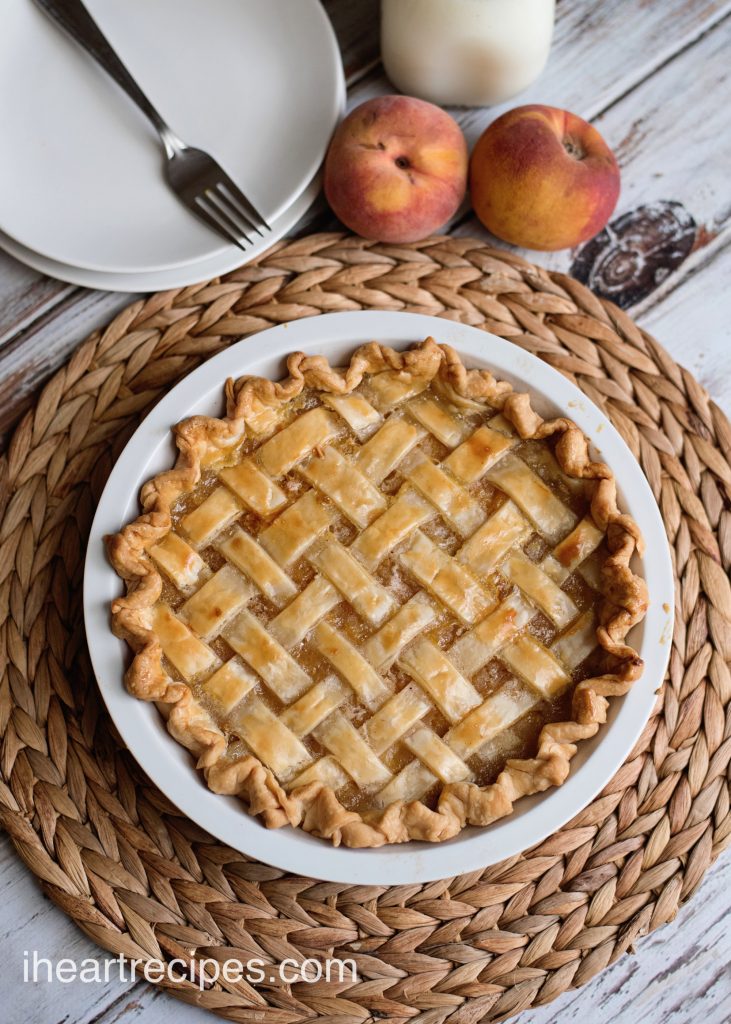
[193,195,250,252]
[217,178,270,237]
[206,189,256,244]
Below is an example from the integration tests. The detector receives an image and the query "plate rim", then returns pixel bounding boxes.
[83,310,674,884]
[0,171,324,292]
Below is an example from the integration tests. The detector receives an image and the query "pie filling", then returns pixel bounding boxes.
[108,338,647,846]
[148,372,608,815]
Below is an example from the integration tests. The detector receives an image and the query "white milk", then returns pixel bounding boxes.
[381,0,555,106]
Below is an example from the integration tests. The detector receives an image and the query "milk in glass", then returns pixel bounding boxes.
[381,0,555,106]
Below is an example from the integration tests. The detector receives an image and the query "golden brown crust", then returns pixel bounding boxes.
[106,337,649,848]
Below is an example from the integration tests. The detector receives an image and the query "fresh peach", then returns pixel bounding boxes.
[324,95,468,243]
[470,105,620,251]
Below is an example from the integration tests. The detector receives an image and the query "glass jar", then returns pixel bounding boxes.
[381,0,556,107]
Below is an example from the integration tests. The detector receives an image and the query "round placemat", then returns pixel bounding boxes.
[1,234,730,1022]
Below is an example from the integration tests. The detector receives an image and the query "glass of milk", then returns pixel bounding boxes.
[381,0,556,107]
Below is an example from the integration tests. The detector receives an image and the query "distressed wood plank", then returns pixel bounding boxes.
[0,288,138,447]
[325,0,380,82]
[0,253,74,348]
[638,237,731,410]
[2,0,730,447]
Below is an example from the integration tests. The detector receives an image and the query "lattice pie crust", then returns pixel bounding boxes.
[107,338,648,847]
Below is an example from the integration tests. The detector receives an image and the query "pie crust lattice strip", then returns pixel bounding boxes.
[107,338,649,848]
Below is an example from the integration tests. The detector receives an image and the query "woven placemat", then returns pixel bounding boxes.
[1,233,730,1023]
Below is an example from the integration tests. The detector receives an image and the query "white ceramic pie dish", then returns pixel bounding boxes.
[84,311,674,884]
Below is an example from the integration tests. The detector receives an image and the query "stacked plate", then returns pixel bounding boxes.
[0,0,345,290]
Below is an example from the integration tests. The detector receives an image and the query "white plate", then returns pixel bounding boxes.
[0,171,322,292]
[0,0,343,273]
[84,311,674,885]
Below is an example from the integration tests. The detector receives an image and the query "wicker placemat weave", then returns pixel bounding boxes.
[1,233,730,1023]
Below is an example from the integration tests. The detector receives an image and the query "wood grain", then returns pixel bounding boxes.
[1,2,730,1023]
[640,238,731,405]
[3,0,731,448]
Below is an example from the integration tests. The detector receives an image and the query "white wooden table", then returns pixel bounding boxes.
[1,2,730,1022]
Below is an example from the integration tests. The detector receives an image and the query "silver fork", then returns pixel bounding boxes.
[33,0,270,251]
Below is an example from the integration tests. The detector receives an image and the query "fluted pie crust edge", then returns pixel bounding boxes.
[106,338,649,848]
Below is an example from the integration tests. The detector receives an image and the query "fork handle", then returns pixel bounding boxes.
[33,0,182,152]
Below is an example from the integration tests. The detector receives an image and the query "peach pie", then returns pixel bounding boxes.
[107,338,648,847]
